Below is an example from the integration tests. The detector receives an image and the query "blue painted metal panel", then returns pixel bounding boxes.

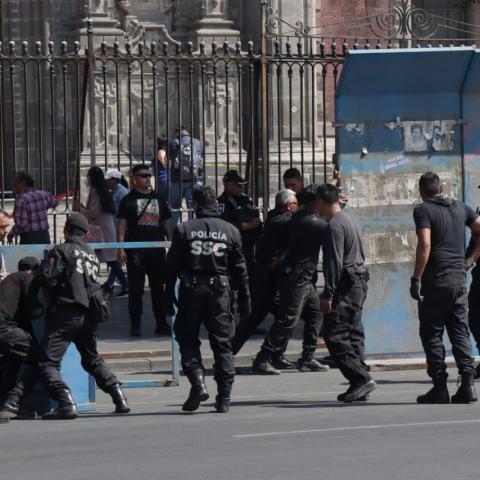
[337,48,474,124]
[462,50,480,211]
[336,48,473,355]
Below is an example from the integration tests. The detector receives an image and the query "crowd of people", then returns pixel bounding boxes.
[1,161,480,420]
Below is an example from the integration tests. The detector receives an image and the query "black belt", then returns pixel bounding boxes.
[181,274,228,287]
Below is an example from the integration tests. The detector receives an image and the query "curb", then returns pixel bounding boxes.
[103,348,478,375]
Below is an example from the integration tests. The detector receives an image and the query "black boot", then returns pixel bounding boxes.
[451,374,478,404]
[341,380,377,403]
[337,390,370,402]
[296,353,330,372]
[474,364,480,380]
[0,398,19,422]
[42,389,78,420]
[417,378,450,404]
[215,384,232,413]
[270,354,296,370]
[108,384,131,414]
[182,371,209,412]
[252,349,281,375]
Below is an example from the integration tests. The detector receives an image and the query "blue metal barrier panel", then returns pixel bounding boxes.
[336,48,474,356]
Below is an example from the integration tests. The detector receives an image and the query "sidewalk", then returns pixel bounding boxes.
[97,287,475,376]
[98,287,322,373]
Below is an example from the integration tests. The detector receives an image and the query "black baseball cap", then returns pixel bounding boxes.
[66,212,89,233]
[223,170,248,185]
[18,256,40,271]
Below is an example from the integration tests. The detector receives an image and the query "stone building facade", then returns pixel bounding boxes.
[1,1,480,196]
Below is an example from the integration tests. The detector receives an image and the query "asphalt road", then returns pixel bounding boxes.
[1,368,479,480]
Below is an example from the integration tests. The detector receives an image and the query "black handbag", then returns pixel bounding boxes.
[83,269,110,323]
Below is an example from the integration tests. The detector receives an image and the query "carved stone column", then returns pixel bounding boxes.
[173,0,240,47]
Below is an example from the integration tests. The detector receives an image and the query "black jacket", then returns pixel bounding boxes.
[0,271,40,331]
[283,209,327,278]
[166,206,250,299]
[255,209,292,269]
[217,192,262,248]
[43,236,100,309]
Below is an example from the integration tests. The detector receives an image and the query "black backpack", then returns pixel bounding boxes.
[173,136,202,181]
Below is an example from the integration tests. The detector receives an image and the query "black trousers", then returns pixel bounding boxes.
[468,268,480,354]
[261,268,322,357]
[232,265,278,355]
[39,305,118,400]
[323,275,371,385]
[174,278,235,387]
[419,274,474,380]
[127,248,167,329]
[0,325,37,404]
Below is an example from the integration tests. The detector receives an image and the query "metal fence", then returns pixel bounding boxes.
[2,1,480,230]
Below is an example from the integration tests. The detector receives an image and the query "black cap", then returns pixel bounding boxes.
[66,212,89,233]
[18,256,40,271]
[223,170,247,185]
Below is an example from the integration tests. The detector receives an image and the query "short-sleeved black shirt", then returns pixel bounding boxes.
[117,190,171,242]
[413,195,478,279]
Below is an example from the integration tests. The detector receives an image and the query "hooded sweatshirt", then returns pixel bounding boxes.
[413,195,478,282]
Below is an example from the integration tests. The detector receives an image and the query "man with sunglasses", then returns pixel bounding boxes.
[117,164,172,337]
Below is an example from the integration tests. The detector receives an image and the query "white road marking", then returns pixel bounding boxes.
[233,419,480,439]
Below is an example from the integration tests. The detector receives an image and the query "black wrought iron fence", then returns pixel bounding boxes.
[3,0,480,238]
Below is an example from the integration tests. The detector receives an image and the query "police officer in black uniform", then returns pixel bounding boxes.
[218,170,262,283]
[166,186,250,413]
[231,189,297,361]
[39,213,130,419]
[253,185,329,375]
[411,172,480,404]
[0,257,42,423]
[317,184,375,403]
[466,233,480,379]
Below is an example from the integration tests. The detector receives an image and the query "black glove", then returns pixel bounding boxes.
[410,277,424,302]
[466,257,475,271]
[238,294,251,320]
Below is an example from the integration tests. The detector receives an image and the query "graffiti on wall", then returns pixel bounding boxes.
[340,119,462,265]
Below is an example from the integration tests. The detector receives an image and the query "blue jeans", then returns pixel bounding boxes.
[170,179,203,225]
[156,176,168,200]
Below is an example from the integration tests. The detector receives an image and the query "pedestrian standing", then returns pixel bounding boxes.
[8,172,58,245]
[411,172,480,404]
[317,184,376,403]
[79,167,121,294]
[166,186,250,413]
[153,136,169,199]
[117,164,172,337]
[104,168,130,296]
[169,128,204,225]
[38,213,130,419]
